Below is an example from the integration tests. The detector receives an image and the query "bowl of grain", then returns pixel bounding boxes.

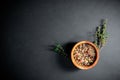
[71,41,99,70]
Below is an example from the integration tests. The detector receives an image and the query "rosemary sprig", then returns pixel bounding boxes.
[53,43,67,57]
[93,19,108,49]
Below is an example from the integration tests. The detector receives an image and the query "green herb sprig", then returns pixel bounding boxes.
[93,19,108,49]
[53,43,67,57]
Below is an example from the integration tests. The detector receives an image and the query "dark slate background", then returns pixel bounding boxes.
[2,0,120,80]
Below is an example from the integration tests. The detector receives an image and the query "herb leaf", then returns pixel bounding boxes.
[53,43,67,57]
[93,19,108,49]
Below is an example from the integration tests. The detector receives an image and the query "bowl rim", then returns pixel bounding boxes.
[71,40,99,70]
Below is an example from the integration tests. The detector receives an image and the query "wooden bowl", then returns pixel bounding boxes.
[71,41,99,70]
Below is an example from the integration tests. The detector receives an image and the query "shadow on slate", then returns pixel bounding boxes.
[55,42,80,72]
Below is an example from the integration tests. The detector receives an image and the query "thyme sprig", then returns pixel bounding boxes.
[93,19,108,49]
[53,43,67,57]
